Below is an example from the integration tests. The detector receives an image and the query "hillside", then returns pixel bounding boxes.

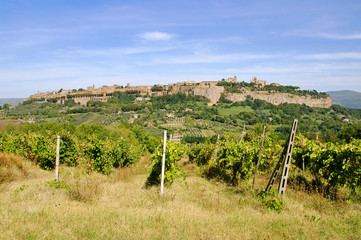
[327,90,361,109]
[2,91,361,143]
[24,77,332,108]
[0,98,23,107]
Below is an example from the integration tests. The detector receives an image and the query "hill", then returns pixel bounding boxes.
[24,77,332,108]
[0,98,23,107]
[3,91,361,142]
[327,90,361,109]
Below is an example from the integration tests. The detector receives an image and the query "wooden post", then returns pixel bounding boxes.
[213,135,220,163]
[239,123,246,144]
[160,130,167,196]
[302,136,305,175]
[252,126,266,189]
[140,145,145,156]
[55,135,60,182]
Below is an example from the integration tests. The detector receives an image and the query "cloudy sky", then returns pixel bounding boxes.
[1,0,361,98]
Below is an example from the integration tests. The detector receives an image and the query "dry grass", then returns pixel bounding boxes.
[0,120,24,128]
[66,174,103,202]
[0,152,38,183]
[0,157,360,240]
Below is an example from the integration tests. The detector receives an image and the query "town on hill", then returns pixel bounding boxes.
[24,76,332,108]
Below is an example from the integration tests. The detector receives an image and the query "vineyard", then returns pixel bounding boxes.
[0,122,157,175]
[1,121,360,198]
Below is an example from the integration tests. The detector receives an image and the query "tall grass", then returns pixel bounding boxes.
[0,156,360,239]
[0,152,33,183]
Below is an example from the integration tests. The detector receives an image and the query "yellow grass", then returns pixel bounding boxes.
[0,156,360,240]
[0,152,39,183]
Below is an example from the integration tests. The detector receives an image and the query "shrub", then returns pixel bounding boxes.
[258,191,285,212]
[67,175,102,202]
[188,143,215,165]
[145,141,186,187]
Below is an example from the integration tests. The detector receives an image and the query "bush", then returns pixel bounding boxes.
[188,143,215,165]
[258,191,285,212]
[145,141,186,187]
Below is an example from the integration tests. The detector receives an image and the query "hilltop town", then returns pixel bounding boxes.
[24,77,332,108]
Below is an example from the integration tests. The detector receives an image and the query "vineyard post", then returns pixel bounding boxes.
[140,145,145,156]
[160,130,167,196]
[170,134,173,142]
[55,135,60,182]
[252,126,266,189]
[239,123,246,144]
[302,136,305,175]
[213,134,220,164]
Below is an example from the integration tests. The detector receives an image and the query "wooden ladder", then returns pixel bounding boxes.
[265,119,298,196]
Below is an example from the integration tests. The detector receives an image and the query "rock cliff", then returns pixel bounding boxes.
[225,89,332,108]
[193,85,225,105]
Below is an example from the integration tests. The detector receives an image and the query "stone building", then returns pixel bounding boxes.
[250,77,268,88]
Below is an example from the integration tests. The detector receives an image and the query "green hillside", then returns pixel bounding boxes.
[1,92,361,143]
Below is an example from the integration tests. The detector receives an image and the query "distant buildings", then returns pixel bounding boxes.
[250,77,268,88]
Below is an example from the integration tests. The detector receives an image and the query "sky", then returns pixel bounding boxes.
[0,0,361,98]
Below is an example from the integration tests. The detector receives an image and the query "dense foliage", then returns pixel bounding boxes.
[294,138,361,192]
[0,123,142,174]
[189,136,282,184]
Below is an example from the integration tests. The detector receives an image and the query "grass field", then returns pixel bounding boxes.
[0,120,25,128]
[1,154,360,240]
[218,106,254,116]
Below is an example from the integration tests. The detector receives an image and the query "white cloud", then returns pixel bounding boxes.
[150,52,279,64]
[140,31,174,41]
[282,30,361,40]
[298,52,361,60]
[52,46,174,57]
[319,33,361,40]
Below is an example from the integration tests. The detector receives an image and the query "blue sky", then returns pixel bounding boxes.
[1,0,361,98]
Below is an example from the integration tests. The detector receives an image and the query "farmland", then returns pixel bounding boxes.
[1,153,360,240]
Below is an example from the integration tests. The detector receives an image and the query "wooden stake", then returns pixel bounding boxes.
[213,135,220,163]
[252,126,266,189]
[302,136,305,175]
[239,123,246,144]
[160,130,167,196]
[55,135,60,182]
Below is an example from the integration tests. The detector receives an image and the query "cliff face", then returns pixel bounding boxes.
[193,85,224,105]
[225,89,332,108]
